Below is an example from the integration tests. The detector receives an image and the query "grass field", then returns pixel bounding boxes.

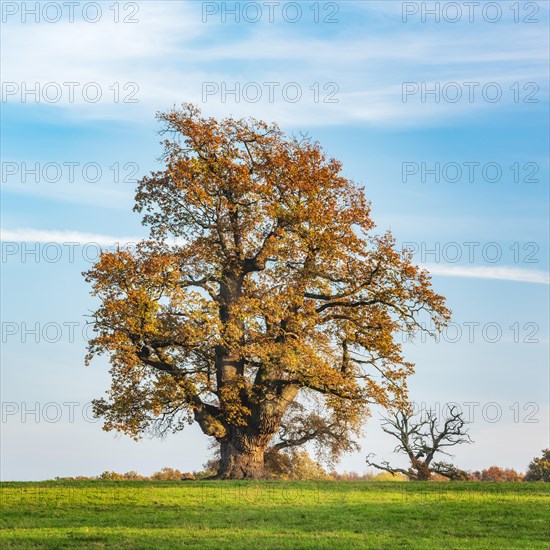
[1,481,549,549]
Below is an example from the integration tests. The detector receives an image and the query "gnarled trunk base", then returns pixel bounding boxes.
[217,435,269,479]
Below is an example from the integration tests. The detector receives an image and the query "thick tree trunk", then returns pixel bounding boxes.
[413,461,432,481]
[217,431,270,479]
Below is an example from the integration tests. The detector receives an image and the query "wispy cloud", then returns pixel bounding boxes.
[2,228,548,285]
[1,228,141,246]
[426,264,549,285]
[2,1,547,127]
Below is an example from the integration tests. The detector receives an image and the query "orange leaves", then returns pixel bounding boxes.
[85,104,451,447]
[218,375,251,426]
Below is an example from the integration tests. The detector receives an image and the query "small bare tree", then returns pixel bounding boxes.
[366,405,472,480]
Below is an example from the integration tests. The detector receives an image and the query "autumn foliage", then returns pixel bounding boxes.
[471,467,524,482]
[85,104,450,478]
[525,449,550,482]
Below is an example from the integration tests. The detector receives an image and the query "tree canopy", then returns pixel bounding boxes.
[525,449,550,482]
[85,104,450,478]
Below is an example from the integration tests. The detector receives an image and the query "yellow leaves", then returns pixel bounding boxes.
[86,104,451,444]
[218,375,251,426]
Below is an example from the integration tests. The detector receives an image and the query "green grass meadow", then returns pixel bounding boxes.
[1,481,549,549]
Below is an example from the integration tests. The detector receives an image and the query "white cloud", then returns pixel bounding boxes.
[0,228,192,248]
[2,228,548,285]
[1,228,141,246]
[425,264,549,285]
[1,1,547,127]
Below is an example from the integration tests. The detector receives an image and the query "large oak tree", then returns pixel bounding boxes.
[85,105,450,479]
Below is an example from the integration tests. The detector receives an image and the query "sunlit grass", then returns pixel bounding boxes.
[1,481,549,548]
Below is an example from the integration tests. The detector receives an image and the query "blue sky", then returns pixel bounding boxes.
[1,1,549,480]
